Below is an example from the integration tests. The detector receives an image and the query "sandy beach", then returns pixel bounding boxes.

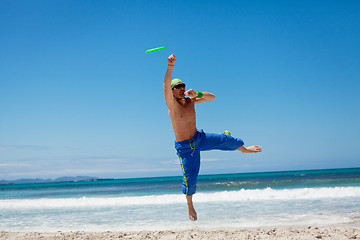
[2,169,360,239]
[1,226,359,240]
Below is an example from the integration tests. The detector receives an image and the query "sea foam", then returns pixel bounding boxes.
[1,186,360,210]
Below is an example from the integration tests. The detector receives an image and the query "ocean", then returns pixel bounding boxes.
[1,168,360,232]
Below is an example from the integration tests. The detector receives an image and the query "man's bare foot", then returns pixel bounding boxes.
[246,145,262,153]
[187,202,197,221]
[237,145,262,154]
[186,195,197,221]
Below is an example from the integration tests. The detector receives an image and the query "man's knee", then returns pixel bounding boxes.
[182,184,196,196]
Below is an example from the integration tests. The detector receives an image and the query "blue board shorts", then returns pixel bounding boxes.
[175,129,244,196]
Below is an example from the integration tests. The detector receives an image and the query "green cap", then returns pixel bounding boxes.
[171,78,183,89]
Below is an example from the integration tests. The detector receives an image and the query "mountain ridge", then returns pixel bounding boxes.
[0,176,100,185]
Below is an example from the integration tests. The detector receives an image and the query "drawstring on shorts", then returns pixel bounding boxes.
[189,138,196,156]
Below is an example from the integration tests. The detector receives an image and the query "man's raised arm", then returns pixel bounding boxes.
[164,54,176,108]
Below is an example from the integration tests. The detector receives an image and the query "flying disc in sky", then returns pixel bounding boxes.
[145,46,166,53]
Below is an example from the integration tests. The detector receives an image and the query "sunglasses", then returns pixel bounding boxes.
[173,83,186,89]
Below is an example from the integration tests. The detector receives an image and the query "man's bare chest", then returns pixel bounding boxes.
[170,100,195,118]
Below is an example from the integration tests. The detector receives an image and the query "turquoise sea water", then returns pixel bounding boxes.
[1,168,360,231]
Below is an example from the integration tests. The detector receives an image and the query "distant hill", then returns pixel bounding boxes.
[0,176,99,185]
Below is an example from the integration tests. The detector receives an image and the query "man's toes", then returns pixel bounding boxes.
[189,214,197,221]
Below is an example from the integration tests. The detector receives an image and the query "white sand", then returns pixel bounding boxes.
[1,226,359,240]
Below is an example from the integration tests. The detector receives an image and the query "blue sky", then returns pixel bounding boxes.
[1,0,359,180]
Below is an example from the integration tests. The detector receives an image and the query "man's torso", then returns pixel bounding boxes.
[168,98,197,142]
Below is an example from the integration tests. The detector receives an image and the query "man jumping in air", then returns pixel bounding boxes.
[164,53,262,221]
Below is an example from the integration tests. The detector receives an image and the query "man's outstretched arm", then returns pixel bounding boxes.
[164,54,176,108]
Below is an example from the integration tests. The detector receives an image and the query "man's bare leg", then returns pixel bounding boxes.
[186,195,197,221]
[237,145,262,154]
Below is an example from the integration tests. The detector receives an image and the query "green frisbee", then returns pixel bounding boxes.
[145,46,166,53]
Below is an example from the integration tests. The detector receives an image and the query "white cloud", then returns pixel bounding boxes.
[0,163,31,167]
[73,157,129,164]
[0,145,50,151]
[0,165,181,180]
[0,146,15,151]
[116,167,180,174]
[161,157,230,166]
[201,158,229,162]
[161,159,179,165]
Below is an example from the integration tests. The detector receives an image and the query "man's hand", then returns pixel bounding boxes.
[167,54,176,66]
[184,89,198,99]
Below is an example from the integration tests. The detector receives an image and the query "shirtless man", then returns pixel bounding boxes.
[164,53,262,221]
